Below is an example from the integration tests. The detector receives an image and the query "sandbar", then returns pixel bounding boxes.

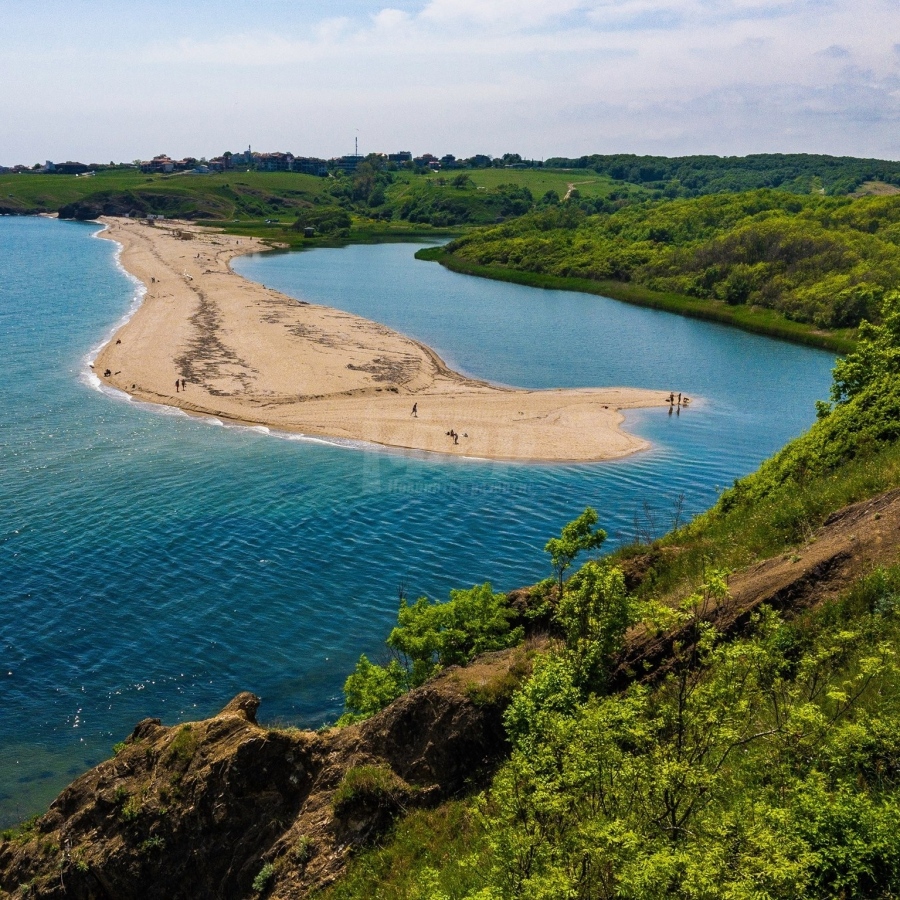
[94,218,671,461]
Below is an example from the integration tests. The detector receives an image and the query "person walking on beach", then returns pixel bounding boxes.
[175,379,180,393]
[181,378,186,391]
[411,402,417,417]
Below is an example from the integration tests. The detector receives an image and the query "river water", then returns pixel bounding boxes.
[0,217,835,825]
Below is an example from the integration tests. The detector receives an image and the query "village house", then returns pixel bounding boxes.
[257,152,294,172]
[293,157,329,176]
[139,155,175,174]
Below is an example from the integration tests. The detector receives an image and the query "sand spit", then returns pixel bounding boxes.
[94,218,670,461]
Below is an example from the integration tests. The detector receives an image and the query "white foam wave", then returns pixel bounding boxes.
[80,224,147,391]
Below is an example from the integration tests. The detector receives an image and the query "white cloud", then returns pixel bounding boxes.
[419,0,587,28]
[372,8,411,28]
[2,0,900,162]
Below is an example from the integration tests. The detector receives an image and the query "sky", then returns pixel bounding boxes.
[2,0,899,165]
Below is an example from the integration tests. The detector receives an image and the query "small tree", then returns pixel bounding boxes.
[338,583,522,724]
[339,655,406,724]
[388,582,522,681]
[556,561,632,687]
[544,507,607,597]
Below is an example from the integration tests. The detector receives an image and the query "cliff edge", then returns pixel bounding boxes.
[0,649,529,900]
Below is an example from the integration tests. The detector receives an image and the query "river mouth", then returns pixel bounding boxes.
[0,219,834,826]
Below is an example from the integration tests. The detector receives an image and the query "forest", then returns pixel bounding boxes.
[440,190,900,330]
[543,153,900,197]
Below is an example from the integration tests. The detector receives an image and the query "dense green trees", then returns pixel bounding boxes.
[338,583,522,724]
[395,182,535,227]
[478,585,900,899]
[445,191,900,329]
[544,153,900,197]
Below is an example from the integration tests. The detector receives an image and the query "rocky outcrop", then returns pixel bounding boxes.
[58,195,149,221]
[0,648,531,900]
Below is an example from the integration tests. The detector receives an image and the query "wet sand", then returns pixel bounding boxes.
[94,218,670,461]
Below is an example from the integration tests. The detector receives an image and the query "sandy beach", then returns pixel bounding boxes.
[94,218,672,461]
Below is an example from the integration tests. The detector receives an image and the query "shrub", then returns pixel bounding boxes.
[339,583,522,723]
[166,725,198,766]
[332,765,410,817]
[252,862,275,893]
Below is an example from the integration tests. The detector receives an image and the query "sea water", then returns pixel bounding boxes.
[0,218,835,825]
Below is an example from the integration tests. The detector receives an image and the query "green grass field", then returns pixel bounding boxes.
[442,167,638,199]
[0,166,640,220]
[0,169,331,219]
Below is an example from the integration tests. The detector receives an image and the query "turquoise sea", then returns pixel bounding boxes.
[0,217,835,825]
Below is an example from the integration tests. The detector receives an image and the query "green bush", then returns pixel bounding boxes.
[252,862,275,893]
[332,765,410,817]
[0,815,40,844]
[291,206,352,235]
[339,583,522,724]
[166,724,198,766]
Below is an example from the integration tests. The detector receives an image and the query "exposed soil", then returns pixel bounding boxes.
[850,181,900,198]
[613,487,900,687]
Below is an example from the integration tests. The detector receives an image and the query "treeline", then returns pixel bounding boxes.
[327,294,900,900]
[545,152,900,197]
[322,158,538,227]
[443,190,900,329]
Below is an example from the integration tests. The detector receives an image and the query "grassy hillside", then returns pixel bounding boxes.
[0,169,332,219]
[318,297,900,900]
[0,166,645,251]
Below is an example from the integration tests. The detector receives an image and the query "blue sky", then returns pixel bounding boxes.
[2,0,899,164]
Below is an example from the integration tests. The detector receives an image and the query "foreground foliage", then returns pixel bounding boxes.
[473,574,900,900]
[321,301,900,899]
[339,583,522,724]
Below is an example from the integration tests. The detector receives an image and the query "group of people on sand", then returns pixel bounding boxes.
[175,378,187,393]
[411,403,468,446]
[667,391,691,415]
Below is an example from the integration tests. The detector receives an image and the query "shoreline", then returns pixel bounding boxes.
[93,218,673,462]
